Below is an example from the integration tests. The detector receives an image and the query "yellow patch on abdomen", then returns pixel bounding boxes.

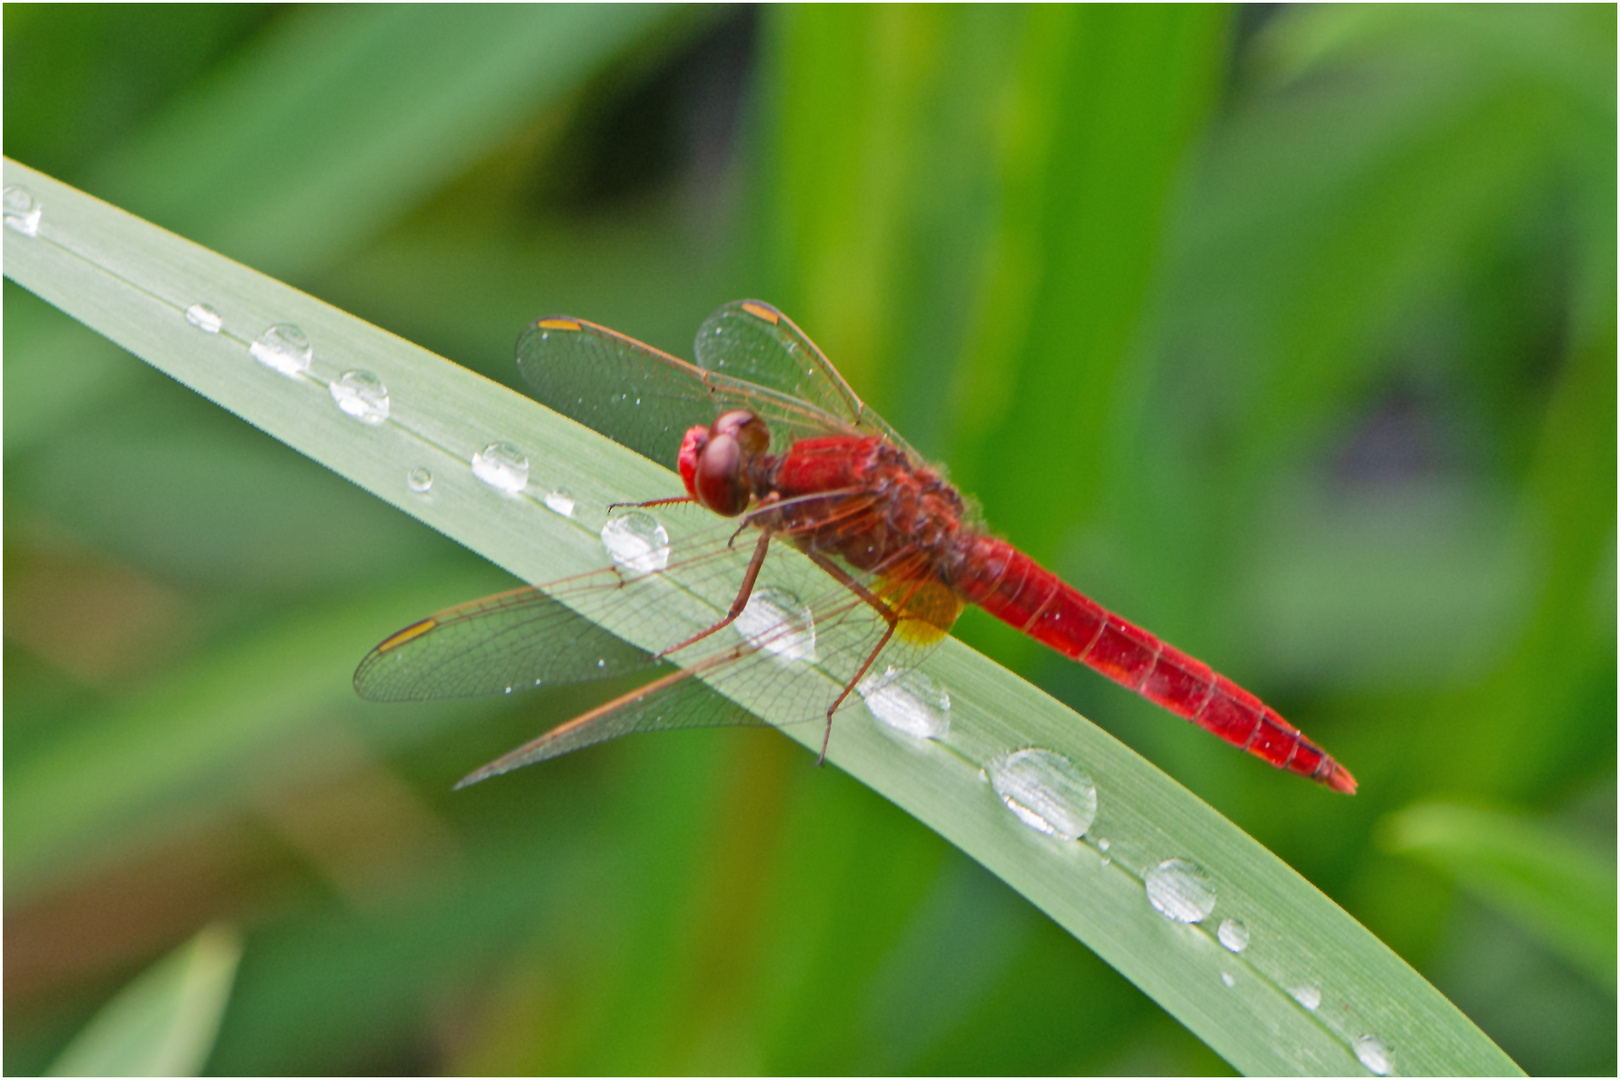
[888,580,963,645]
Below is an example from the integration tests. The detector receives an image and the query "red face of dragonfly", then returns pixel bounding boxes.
[356,300,1355,795]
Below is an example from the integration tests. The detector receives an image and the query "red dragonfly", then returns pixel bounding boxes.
[355,301,1355,794]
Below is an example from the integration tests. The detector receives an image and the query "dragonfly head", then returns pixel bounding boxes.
[679,410,769,517]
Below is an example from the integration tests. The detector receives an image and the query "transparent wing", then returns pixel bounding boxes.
[694,300,913,453]
[516,316,720,468]
[516,305,904,464]
[357,502,953,783]
[353,583,661,701]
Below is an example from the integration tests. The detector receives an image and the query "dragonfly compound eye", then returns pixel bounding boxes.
[693,432,750,516]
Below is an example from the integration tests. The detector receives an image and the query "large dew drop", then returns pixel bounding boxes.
[330,370,390,424]
[1144,858,1216,923]
[1353,1035,1394,1076]
[601,511,670,573]
[988,748,1098,841]
[858,665,950,739]
[471,442,529,494]
[734,586,816,662]
[250,323,313,376]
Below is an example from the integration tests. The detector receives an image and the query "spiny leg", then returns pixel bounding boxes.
[607,495,695,513]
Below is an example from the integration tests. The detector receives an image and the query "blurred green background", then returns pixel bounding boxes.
[5,5,1613,1074]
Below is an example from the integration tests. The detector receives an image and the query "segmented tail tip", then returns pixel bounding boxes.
[1324,764,1358,795]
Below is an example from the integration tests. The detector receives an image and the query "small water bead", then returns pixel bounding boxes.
[330,369,390,424]
[185,304,223,333]
[601,511,670,573]
[734,586,817,662]
[543,488,576,517]
[1353,1035,1394,1076]
[407,467,433,494]
[1290,983,1322,1011]
[858,664,950,739]
[471,442,529,494]
[250,323,313,376]
[1144,858,1217,924]
[3,185,42,236]
[1217,917,1250,954]
[1220,971,1236,988]
[988,748,1098,841]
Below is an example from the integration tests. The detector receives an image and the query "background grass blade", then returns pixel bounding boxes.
[44,925,242,1077]
[4,157,1520,1076]
[1380,802,1617,994]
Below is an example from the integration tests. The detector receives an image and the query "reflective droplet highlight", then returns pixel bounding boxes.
[734,586,816,662]
[407,467,433,494]
[1290,983,1322,1011]
[1217,917,1249,953]
[1220,971,1235,988]
[601,511,669,573]
[471,442,529,494]
[1353,1035,1394,1076]
[185,304,223,333]
[858,664,950,739]
[250,323,313,376]
[543,488,576,517]
[330,369,390,424]
[988,748,1097,841]
[3,185,42,236]
[1144,858,1216,923]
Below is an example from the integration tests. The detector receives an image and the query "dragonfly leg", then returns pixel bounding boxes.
[656,529,773,659]
[728,491,784,549]
[607,495,696,512]
[806,551,900,765]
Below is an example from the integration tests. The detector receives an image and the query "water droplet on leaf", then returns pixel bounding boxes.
[988,748,1097,841]
[1144,858,1216,923]
[1353,1035,1394,1076]
[330,370,390,423]
[601,511,670,573]
[185,304,223,333]
[858,665,949,739]
[250,323,313,376]
[544,488,576,517]
[472,442,529,494]
[3,185,42,236]
[734,586,816,662]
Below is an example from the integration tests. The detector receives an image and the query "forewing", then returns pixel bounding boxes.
[516,316,720,467]
[694,300,913,452]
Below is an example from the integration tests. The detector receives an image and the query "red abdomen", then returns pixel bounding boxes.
[946,534,1355,793]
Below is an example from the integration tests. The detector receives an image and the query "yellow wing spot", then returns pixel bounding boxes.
[377,618,438,652]
[740,301,780,324]
[536,318,582,331]
[891,580,963,646]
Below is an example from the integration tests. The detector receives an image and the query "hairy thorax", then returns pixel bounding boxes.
[754,435,974,579]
